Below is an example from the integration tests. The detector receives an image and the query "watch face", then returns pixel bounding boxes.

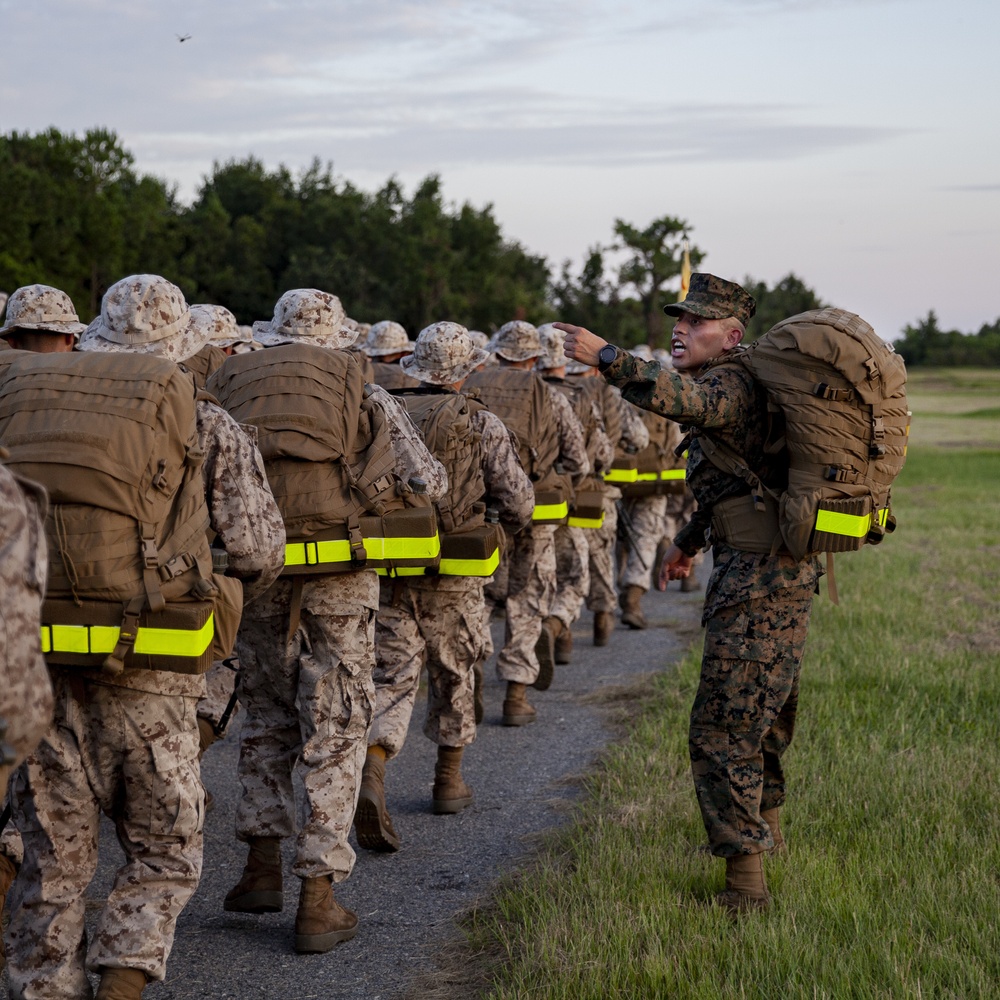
[600,345,617,364]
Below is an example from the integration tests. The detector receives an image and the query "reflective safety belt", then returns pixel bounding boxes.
[568,511,606,529]
[660,469,686,482]
[814,506,889,539]
[285,532,441,569]
[604,467,638,483]
[532,500,569,521]
[439,546,501,577]
[40,613,215,659]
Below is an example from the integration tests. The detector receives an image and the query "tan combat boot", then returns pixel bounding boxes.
[223,836,283,913]
[761,807,786,855]
[532,617,561,690]
[502,681,536,726]
[715,853,770,914]
[620,585,647,629]
[294,874,358,953]
[353,747,401,852]
[593,610,614,647]
[95,968,149,1000]
[432,746,474,815]
[554,621,573,664]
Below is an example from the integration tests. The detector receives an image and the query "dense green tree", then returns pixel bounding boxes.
[613,216,704,349]
[742,273,825,343]
[549,248,644,344]
[896,311,1000,367]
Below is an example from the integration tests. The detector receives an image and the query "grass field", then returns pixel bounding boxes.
[464,368,1000,998]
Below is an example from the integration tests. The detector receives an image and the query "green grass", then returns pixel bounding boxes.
[464,375,1000,998]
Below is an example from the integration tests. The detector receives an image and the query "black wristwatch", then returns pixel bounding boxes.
[597,344,619,371]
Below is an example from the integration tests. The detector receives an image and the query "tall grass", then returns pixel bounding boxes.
[469,415,1000,996]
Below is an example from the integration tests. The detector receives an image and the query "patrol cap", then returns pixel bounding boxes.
[363,320,415,357]
[663,272,756,327]
[399,322,489,385]
[493,320,541,362]
[535,323,569,370]
[190,303,251,348]
[78,274,211,363]
[253,289,351,350]
[1,284,87,339]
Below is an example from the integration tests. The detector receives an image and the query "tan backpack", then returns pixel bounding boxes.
[620,407,685,499]
[463,366,565,523]
[370,360,420,391]
[181,343,227,390]
[0,351,236,675]
[208,343,438,575]
[704,307,909,561]
[394,388,503,576]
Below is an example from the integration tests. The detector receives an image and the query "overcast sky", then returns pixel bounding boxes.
[2,0,997,337]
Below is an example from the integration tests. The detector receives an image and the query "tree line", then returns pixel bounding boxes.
[1,127,995,364]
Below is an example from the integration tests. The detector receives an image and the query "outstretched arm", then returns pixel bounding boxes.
[553,322,609,368]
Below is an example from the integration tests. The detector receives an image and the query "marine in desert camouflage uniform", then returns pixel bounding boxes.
[362,320,420,390]
[355,323,533,852]
[560,273,822,914]
[477,321,589,723]
[5,274,284,1000]
[0,284,85,354]
[219,289,445,952]
[535,324,612,665]
[566,361,650,645]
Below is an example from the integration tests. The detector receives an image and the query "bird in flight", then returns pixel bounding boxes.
[176,33,192,42]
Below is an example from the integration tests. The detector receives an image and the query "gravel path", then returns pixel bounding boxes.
[4,583,704,1000]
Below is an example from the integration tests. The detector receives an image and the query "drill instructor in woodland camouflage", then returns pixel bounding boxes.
[356,323,533,851]
[559,273,822,913]
[5,275,285,1000]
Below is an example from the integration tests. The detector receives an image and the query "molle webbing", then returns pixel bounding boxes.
[370,361,420,391]
[181,343,227,390]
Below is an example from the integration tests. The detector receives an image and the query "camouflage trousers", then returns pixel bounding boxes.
[620,494,667,591]
[585,494,618,614]
[549,525,590,630]
[234,607,375,882]
[369,577,484,757]
[689,585,814,857]
[485,523,557,685]
[7,673,203,999]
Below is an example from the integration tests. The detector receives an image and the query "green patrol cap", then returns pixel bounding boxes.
[663,273,756,327]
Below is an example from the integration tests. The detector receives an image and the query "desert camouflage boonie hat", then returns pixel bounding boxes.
[253,289,351,350]
[1,284,87,339]
[468,330,498,365]
[535,323,570,370]
[652,347,673,368]
[493,320,541,362]
[190,303,250,349]
[400,322,489,385]
[663,272,756,327]
[630,343,654,362]
[78,274,210,362]
[363,320,415,357]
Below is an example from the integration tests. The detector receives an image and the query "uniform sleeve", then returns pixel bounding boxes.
[603,351,756,429]
[196,401,286,604]
[367,384,449,503]
[474,410,534,533]
[546,385,590,484]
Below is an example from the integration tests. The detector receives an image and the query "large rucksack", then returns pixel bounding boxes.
[704,307,909,561]
[393,387,503,576]
[370,360,420,391]
[463,366,566,524]
[208,343,438,575]
[0,351,238,675]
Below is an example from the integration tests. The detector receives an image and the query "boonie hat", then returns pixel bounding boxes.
[663,272,756,327]
[78,274,210,363]
[190,304,251,349]
[535,323,569,370]
[630,343,653,362]
[400,322,489,385]
[493,320,541,362]
[252,289,351,350]
[565,358,591,375]
[363,320,415,357]
[1,284,87,339]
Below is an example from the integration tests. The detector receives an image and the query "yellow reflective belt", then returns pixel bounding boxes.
[603,468,638,483]
[814,508,887,539]
[660,469,686,481]
[41,614,214,659]
[285,533,440,568]
[439,547,501,577]
[635,471,659,482]
[376,566,432,577]
[568,512,606,529]
[533,501,569,521]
